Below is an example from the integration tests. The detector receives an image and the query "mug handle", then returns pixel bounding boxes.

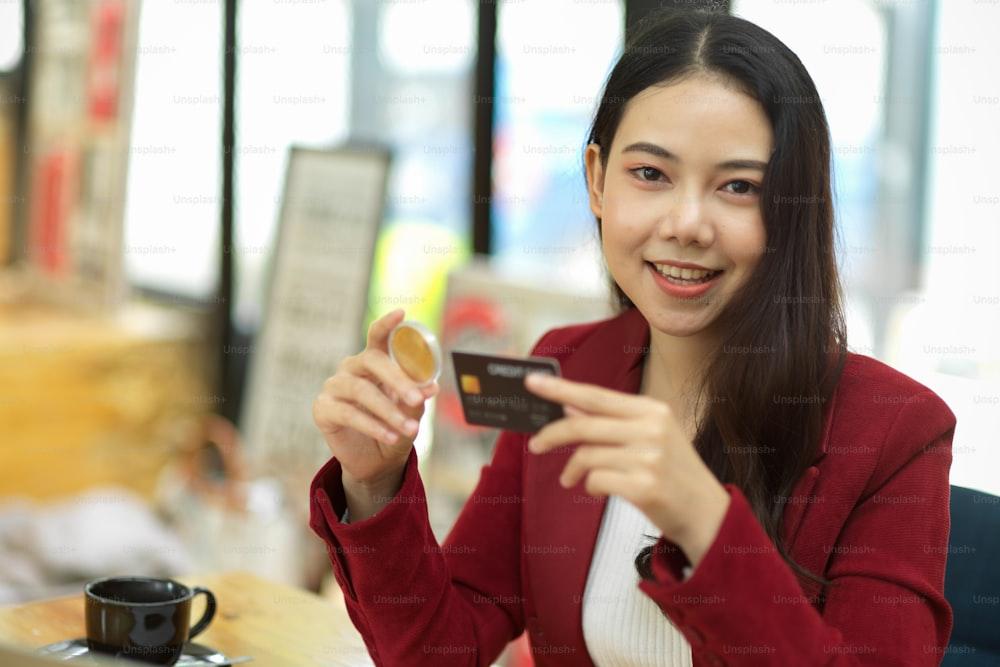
[188,587,217,640]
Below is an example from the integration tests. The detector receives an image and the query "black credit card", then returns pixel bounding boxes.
[451,351,565,433]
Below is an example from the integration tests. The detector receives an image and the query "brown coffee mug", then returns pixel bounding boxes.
[84,576,216,665]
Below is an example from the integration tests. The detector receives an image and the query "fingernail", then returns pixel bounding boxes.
[406,390,423,406]
[527,437,538,452]
[404,419,419,434]
[526,373,550,386]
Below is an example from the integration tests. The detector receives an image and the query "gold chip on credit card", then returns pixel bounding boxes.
[460,374,481,394]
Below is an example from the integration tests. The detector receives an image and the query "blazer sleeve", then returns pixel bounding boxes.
[636,389,957,666]
[307,334,559,666]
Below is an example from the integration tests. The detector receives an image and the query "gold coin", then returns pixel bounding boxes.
[389,323,438,384]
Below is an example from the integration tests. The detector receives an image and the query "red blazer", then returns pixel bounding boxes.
[309,306,957,666]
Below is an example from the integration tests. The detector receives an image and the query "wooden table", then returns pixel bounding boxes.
[0,571,374,666]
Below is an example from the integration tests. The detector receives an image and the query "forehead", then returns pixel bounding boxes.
[613,75,774,160]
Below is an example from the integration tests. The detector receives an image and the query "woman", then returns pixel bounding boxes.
[309,8,955,666]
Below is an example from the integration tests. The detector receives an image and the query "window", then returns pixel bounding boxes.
[233,0,351,329]
[0,0,23,72]
[491,0,625,294]
[358,0,477,333]
[900,0,999,494]
[123,0,223,299]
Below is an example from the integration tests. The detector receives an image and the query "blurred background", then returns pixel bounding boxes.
[0,0,997,664]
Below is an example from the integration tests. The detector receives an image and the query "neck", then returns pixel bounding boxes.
[640,324,716,420]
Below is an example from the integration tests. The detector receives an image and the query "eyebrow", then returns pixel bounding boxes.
[621,141,769,172]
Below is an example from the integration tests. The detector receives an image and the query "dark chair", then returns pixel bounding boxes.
[942,485,1000,665]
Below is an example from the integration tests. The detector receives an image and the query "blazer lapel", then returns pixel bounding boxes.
[781,386,836,553]
[782,364,840,603]
[525,307,649,657]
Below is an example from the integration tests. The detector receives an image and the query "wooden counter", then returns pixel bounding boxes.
[0,300,211,501]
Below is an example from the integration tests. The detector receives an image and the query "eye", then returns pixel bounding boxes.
[628,166,666,183]
[722,179,760,196]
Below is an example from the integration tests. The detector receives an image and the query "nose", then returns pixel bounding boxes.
[657,189,715,247]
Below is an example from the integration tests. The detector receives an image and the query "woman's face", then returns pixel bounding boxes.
[585,74,773,339]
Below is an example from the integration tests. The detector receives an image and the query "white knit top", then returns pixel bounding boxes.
[581,494,694,667]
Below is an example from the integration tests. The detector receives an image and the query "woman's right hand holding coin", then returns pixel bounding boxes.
[312,308,439,520]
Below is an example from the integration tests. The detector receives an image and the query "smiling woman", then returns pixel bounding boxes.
[582,10,847,592]
[308,7,956,667]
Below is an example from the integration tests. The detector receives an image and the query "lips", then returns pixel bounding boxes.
[648,259,719,271]
[646,261,723,282]
[646,261,724,299]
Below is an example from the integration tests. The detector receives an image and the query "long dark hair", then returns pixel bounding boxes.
[586,8,847,593]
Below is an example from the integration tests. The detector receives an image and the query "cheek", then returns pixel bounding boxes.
[599,191,649,254]
[600,217,643,279]
[718,214,767,270]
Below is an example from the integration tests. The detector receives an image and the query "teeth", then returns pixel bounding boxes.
[653,263,715,280]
